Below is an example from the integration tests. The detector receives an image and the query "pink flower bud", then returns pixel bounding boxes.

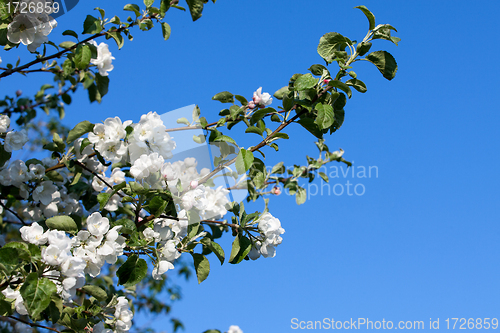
[248,101,256,109]
[323,79,331,84]
[20,105,25,111]
[190,180,199,189]
[15,90,22,97]
[271,186,281,196]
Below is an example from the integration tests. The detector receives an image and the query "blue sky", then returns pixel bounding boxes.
[2,0,500,332]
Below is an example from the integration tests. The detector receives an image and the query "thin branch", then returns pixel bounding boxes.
[0,201,26,226]
[7,316,61,333]
[0,14,157,79]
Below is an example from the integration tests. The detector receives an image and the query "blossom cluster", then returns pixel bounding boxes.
[7,0,58,52]
[15,213,132,332]
[248,212,285,259]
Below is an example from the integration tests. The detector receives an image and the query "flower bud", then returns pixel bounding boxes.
[190,180,198,189]
[323,79,331,84]
[248,101,256,109]
[15,90,22,97]
[271,186,281,196]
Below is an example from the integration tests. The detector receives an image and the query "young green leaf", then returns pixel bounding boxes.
[365,51,398,80]
[117,254,148,287]
[66,120,95,144]
[235,149,254,174]
[354,5,376,30]
[191,253,210,283]
[20,273,57,318]
[46,216,78,233]
[315,103,335,130]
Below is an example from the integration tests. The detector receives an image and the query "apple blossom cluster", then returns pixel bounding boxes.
[0,154,83,220]
[89,113,231,221]
[6,0,58,52]
[248,212,285,259]
[0,114,29,153]
[15,213,133,332]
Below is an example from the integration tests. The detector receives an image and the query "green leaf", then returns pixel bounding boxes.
[354,5,376,30]
[250,107,275,125]
[245,126,263,136]
[229,235,252,264]
[315,104,335,130]
[0,144,12,167]
[213,135,237,146]
[144,0,154,7]
[273,86,289,100]
[356,42,372,56]
[62,30,79,39]
[124,4,141,16]
[67,120,94,144]
[0,247,23,274]
[20,273,57,318]
[319,172,329,182]
[365,51,398,80]
[59,41,76,49]
[328,80,352,98]
[83,15,103,34]
[212,91,234,103]
[317,32,352,64]
[191,253,210,283]
[186,0,205,21]
[234,95,248,105]
[3,242,31,262]
[74,44,92,70]
[296,187,306,205]
[47,296,63,324]
[81,285,107,302]
[95,74,109,97]
[161,22,171,40]
[209,241,224,265]
[46,216,78,233]
[294,73,318,91]
[193,134,206,144]
[0,294,14,316]
[308,64,328,76]
[117,254,148,287]
[346,78,367,93]
[235,149,254,174]
[107,31,124,49]
[297,118,323,139]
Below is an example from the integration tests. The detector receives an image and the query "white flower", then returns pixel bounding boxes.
[114,297,133,333]
[152,260,174,280]
[20,221,47,245]
[32,180,60,205]
[4,129,29,152]
[28,163,45,180]
[130,153,164,180]
[252,87,272,107]
[89,41,115,76]
[87,212,110,237]
[228,325,244,333]
[7,13,37,45]
[2,287,28,315]
[160,240,181,262]
[0,114,10,132]
[181,185,208,211]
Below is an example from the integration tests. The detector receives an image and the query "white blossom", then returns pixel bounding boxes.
[0,114,10,132]
[89,41,115,76]
[4,130,29,152]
